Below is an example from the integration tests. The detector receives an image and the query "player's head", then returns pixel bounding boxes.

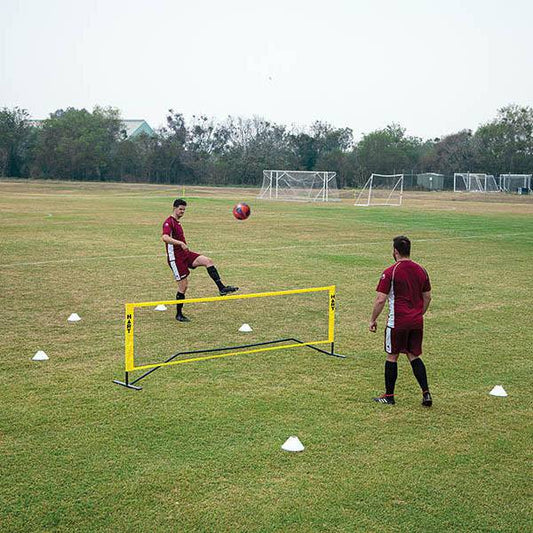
[393,235,411,259]
[173,198,187,217]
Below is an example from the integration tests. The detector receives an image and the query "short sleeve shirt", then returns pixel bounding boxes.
[376,260,431,329]
[162,216,187,261]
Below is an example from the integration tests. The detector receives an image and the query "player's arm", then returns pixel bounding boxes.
[422,290,432,314]
[369,292,387,332]
[161,233,188,250]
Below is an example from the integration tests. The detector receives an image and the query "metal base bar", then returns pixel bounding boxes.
[290,339,346,359]
[112,379,143,390]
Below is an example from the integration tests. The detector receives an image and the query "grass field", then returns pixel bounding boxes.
[1,179,532,532]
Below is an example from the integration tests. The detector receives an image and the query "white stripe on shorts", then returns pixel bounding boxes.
[167,243,175,262]
[169,260,181,280]
[385,327,392,354]
[167,243,182,280]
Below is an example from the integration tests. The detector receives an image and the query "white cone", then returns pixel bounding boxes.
[239,323,253,332]
[154,304,167,311]
[281,436,305,452]
[32,350,49,361]
[489,385,508,397]
[67,313,81,322]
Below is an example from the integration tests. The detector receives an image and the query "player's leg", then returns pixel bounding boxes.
[406,330,432,406]
[175,277,190,322]
[191,254,239,295]
[374,327,400,405]
[169,256,191,322]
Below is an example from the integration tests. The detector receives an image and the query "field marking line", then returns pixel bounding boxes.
[0,231,531,269]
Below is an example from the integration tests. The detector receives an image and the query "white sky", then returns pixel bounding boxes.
[1,0,533,140]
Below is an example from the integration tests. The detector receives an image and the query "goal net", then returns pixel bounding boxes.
[114,286,343,390]
[454,173,500,192]
[354,174,404,206]
[499,174,532,193]
[258,170,340,202]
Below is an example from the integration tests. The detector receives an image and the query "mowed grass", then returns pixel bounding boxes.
[0,180,532,532]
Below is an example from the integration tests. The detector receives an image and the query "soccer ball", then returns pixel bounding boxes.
[233,202,251,220]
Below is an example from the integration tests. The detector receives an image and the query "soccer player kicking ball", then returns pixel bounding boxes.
[162,199,238,322]
[369,236,433,407]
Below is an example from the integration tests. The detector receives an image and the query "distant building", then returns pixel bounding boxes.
[417,172,444,191]
[27,118,155,139]
[120,120,155,139]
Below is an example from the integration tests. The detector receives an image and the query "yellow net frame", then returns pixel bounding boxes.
[123,285,336,372]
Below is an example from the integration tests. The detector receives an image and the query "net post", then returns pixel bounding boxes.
[125,303,135,372]
[113,304,143,389]
[328,285,336,346]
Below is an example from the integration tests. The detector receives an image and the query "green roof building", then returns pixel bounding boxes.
[120,120,155,138]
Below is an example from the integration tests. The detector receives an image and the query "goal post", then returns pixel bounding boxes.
[499,174,532,193]
[354,173,404,206]
[258,170,340,202]
[113,286,344,390]
[454,173,501,192]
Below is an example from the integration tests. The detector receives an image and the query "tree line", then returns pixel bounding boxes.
[1,104,532,187]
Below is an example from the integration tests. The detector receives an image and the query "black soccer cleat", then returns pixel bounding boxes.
[422,391,433,407]
[373,394,395,405]
[219,285,239,296]
[175,314,190,323]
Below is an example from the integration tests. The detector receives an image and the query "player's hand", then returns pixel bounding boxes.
[181,243,189,251]
[369,320,377,333]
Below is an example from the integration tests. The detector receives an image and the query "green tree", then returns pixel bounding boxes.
[311,121,354,187]
[289,132,318,170]
[474,104,533,174]
[150,110,192,184]
[421,130,475,175]
[183,115,233,184]
[0,107,34,177]
[218,117,294,185]
[356,124,423,180]
[34,106,122,180]
[289,122,353,175]
[113,134,156,182]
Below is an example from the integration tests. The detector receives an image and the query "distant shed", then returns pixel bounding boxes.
[417,172,444,190]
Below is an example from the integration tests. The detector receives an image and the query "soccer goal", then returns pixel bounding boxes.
[454,173,501,192]
[258,170,340,202]
[113,286,345,390]
[354,174,404,206]
[499,174,532,193]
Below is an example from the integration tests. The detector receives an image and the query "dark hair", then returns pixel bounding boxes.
[393,235,411,257]
[173,199,187,208]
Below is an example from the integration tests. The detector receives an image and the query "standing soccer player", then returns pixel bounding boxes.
[162,199,238,322]
[369,236,433,406]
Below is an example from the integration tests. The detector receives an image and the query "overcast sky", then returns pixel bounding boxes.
[1,0,532,140]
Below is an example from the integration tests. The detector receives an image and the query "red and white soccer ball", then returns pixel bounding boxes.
[232,202,251,220]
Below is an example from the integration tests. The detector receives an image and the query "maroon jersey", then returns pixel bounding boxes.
[376,260,431,329]
[162,215,187,262]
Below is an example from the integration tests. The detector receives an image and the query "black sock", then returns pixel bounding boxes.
[207,265,224,290]
[176,291,185,317]
[410,357,429,392]
[385,361,398,396]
